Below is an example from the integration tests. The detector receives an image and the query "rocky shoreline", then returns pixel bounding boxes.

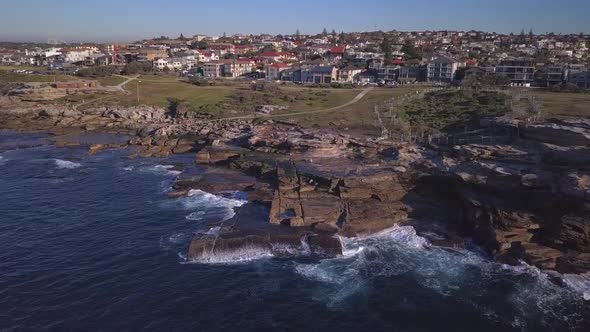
[1,96,589,275]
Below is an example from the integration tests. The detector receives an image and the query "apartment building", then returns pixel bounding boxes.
[495,58,535,86]
[427,54,460,82]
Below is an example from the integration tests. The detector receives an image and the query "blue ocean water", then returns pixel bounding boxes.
[0,131,589,331]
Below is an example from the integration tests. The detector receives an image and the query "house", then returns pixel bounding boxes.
[377,65,400,82]
[279,67,303,82]
[329,45,347,60]
[222,59,255,78]
[139,48,169,61]
[338,67,363,82]
[203,62,225,78]
[258,51,297,64]
[302,66,338,84]
[265,63,292,81]
[568,71,590,89]
[398,63,425,83]
[427,54,460,82]
[61,48,95,63]
[209,43,235,55]
[543,65,566,87]
[195,50,219,63]
[494,58,535,87]
[153,58,169,70]
[234,45,255,55]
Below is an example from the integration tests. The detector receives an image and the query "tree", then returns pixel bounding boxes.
[528,28,534,38]
[194,40,208,50]
[381,35,393,65]
[339,31,346,44]
[223,32,227,38]
[401,40,421,60]
[180,33,186,40]
[322,28,328,37]
[331,29,337,36]
[295,29,301,40]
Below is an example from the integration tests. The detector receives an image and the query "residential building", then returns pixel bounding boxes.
[153,58,169,70]
[203,62,225,78]
[569,71,590,89]
[427,54,460,82]
[222,59,255,78]
[495,58,535,86]
[338,67,363,82]
[377,65,400,82]
[265,63,291,81]
[398,63,425,83]
[302,66,338,84]
[138,48,169,61]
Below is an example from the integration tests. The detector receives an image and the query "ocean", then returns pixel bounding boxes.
[0,131,589,331]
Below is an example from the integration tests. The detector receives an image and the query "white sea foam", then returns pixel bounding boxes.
[182,190,247,222]
[562,273,590,301]
[168,233,188,244]
[188,245,273,264]
[142,165,181,176]
[122,166,134,171]
[295,225,588,325]
[53,159,81,169]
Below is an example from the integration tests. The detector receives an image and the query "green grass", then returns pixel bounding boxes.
[111,81,234,110]
[0,70,76,83]
[137,74,182,82]
[530,90,590,118]
[0,65,41,71]
[97,76,127,86]
[394,89,510,135]
[292,86,428,134]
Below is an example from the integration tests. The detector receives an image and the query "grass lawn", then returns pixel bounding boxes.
[0,65,41,71]
[113,81,234,110]
[279,87,363,112]
[0,70,76,83]
[530,90,590,118]
[292,86,428,134]
[97,76,128,86]
[137,74,183,82]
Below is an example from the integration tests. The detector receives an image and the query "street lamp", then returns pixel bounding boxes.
[136,80,141,104]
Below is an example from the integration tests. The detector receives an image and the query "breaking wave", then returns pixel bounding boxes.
[185,245,273,265]
[53,159,81,169]
[294,226,589,328]
[141,165,181,176]
[182,190,247,223]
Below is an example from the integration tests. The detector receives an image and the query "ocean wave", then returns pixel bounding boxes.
[185,245,273,264]
[562,273,590,301]
[295,225,588,327]
[182,190,247,222]
[141,165,182,176]
[53,159,81,169]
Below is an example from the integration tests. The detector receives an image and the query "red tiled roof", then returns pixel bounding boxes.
[260,51,281,57]
[392,59,405,65]
[330,46,346,54]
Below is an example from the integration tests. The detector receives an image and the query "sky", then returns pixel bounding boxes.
[0,0,588,43]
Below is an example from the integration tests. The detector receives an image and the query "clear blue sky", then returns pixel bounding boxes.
[0,0,588,42]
